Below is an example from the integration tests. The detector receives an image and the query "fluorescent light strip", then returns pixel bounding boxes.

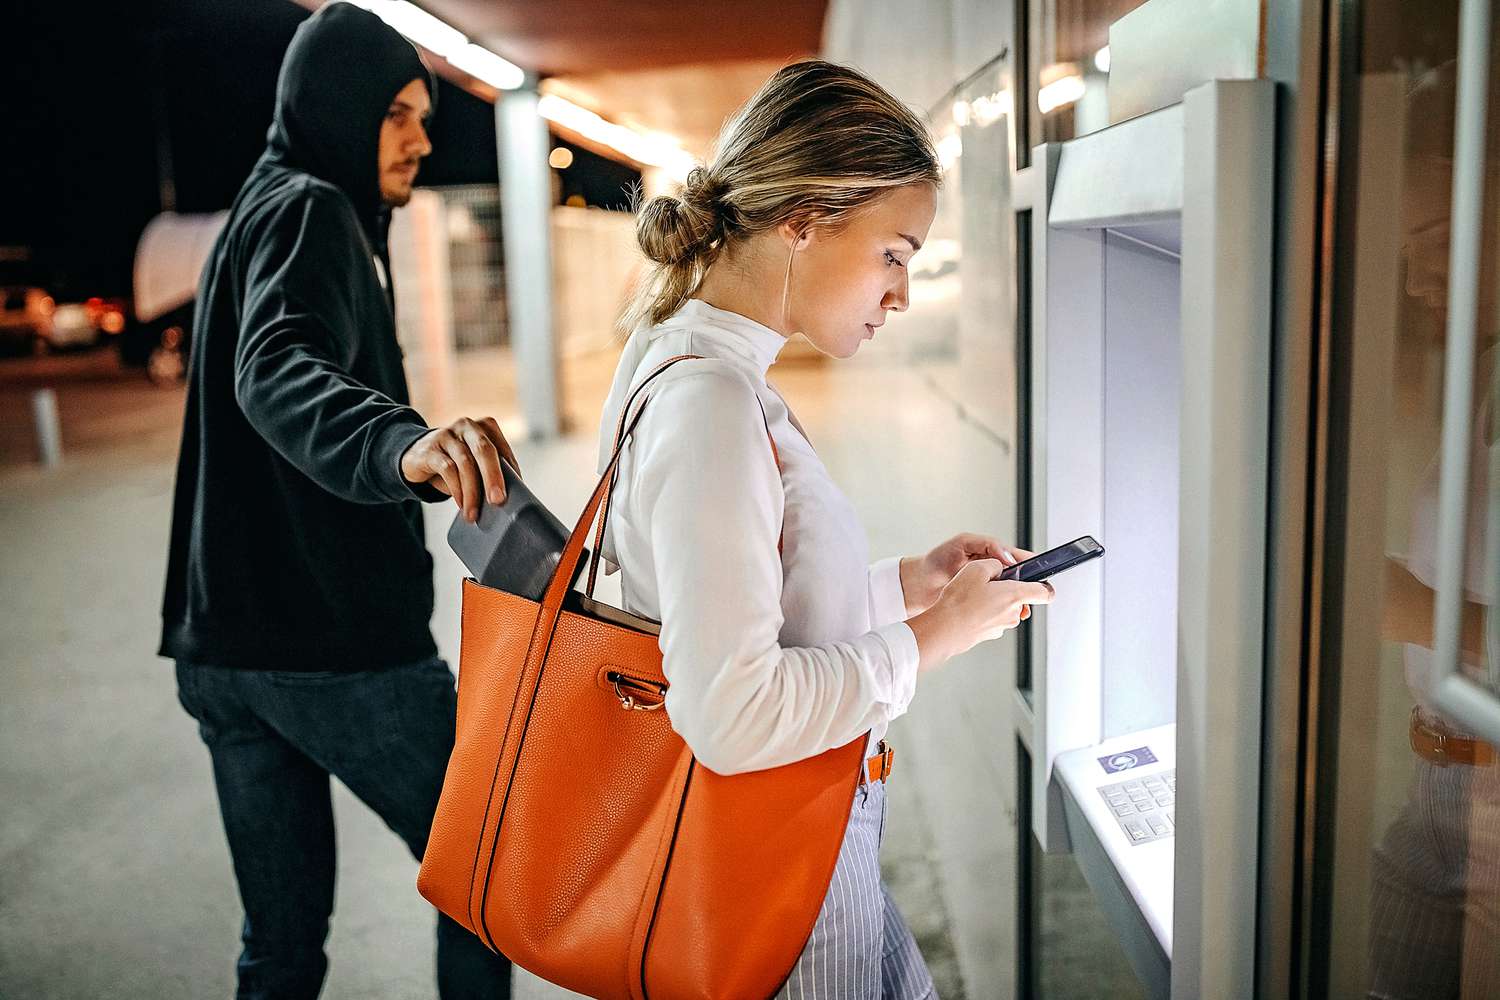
[971,88,1012,126]
[937,132,963,171]
[340,0,523,90]
[446,43,525,90]
[1038,74,1086,114]
[537,94,695,181]
[340,1,691,178]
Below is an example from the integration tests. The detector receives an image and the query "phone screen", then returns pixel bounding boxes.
[999,536,1105,583]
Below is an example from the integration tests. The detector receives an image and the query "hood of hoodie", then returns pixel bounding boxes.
[261,2,435,239]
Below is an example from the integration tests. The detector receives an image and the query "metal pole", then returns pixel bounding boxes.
[31,388,62,468]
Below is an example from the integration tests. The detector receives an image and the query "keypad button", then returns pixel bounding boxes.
[1097,768,1176,845]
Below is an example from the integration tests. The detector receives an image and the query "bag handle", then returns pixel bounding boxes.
[537,355,698,616]
[582,356,782,599]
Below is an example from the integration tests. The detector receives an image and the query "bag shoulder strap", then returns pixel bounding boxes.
[583,355,783,598]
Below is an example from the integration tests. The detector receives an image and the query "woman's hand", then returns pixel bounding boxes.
[899,534,1033,615]
[907,559,1054,672]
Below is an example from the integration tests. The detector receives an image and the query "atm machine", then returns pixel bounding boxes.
[1010,79,1275,998]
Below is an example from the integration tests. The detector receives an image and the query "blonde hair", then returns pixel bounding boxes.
[622,59,941,332]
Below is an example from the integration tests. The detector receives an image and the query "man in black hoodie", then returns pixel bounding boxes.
[162,5,513,996]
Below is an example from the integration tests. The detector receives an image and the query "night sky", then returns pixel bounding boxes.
[6,0,637,300]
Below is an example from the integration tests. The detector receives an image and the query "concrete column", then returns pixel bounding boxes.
[496,84,561,439]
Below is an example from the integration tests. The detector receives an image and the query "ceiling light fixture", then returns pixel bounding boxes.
[537,94,695,181]
[1038,75,1086,114]
[937,132,963,171]
[340,0,524,90]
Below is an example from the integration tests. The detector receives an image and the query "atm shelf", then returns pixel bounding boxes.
[1052,724,1176,1000]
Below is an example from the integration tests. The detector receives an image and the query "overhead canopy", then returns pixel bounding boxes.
[292,0,825,163]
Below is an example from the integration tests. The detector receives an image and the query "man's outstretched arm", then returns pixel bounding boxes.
[234,186,516,516]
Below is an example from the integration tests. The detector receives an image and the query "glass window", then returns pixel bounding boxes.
[1022,0,1151,150]
[1318,2,1500,994]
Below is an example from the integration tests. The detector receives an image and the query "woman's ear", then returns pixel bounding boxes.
[776,218,815,250]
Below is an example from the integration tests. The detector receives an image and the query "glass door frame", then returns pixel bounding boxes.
[1258,0,1500,995]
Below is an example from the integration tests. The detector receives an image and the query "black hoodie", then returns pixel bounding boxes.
[160,3,445,672]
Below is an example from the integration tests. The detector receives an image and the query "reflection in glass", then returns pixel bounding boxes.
[1335,3,1500,996]
[1025,0,1149,149]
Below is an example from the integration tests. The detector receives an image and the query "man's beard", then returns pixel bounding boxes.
[382,163,418,207]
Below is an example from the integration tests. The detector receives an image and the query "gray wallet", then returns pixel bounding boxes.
[446,459,587,601]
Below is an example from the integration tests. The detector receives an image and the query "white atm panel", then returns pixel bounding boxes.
[1102,231,1181,739]
[1016,78,1274,999]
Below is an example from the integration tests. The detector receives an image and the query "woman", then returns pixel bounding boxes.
[595,60,1054,998]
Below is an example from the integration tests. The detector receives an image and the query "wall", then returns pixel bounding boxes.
[823,3,1021,995]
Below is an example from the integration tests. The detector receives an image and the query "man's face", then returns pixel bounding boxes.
[378,78,432,207]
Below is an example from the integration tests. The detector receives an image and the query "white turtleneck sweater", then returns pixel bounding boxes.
[594,299,921,776]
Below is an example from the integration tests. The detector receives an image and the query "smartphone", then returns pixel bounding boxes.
[998,535,1104,583]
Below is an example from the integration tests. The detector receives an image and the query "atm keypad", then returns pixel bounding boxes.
[1097,769,1175,846]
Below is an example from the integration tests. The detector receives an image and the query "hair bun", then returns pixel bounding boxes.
[636,187,718,266]
[682,166,724,207]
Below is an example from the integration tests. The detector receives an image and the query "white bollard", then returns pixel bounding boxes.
[31,388,62,468]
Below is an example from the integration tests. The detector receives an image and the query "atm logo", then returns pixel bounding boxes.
[1098,746,1158,774]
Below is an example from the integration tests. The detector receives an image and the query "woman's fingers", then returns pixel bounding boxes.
[1025,581,1055,605]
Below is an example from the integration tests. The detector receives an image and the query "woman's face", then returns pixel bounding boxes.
[782,183,938,359]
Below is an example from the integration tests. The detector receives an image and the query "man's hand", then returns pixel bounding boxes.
[400,417,521,522]
[900,534,1034,616]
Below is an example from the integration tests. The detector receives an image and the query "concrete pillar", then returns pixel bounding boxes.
[496,84,561,439]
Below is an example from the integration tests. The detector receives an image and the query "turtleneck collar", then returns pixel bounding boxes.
[596,298,790,475]
[650,298,789,378]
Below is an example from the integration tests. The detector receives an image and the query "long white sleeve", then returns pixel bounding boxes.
[867,556,909,628]
[631,367,920,776]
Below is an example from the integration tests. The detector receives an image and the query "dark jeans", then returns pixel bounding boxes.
[175,658,512,1000]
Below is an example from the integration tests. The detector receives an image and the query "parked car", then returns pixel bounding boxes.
[0,286,54,355]
[37,296,129,352]
[44,302,98,350]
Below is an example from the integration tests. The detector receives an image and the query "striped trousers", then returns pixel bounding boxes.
[1367,747,1500,998]
[776,779,937,1000]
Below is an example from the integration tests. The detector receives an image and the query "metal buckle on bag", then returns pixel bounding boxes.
[608,671,666,712]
